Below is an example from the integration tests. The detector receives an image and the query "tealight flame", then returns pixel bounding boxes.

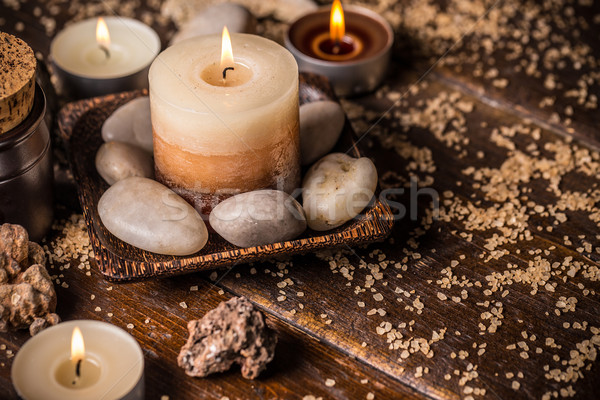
[330,0,345,43]
[220,26,234,78]
[96,17,110,52]
[71,327,85,363]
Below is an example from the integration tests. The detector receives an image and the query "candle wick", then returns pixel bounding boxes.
[72,358,83,385]
[333,39,341,55]
[222,67,235,80]
[100,45,110,59]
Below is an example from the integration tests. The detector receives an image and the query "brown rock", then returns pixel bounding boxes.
[29,313,60,336]
[0,224,29,264]
[0,266,57,331]
[27,241,46,266]
[28,317,47,336]
[0,253,20,279]
[178,297,277,379]
[18,264,56,302]
[0,223,58,335]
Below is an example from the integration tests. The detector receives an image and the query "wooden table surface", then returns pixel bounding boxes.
[1,0,599,399]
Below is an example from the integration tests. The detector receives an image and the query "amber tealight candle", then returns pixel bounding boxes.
[285,0,393,96]
[149,29,300,214]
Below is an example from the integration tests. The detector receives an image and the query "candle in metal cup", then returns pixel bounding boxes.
[12,320,144,400]
[50,16,160,98]
[285,2,393,96]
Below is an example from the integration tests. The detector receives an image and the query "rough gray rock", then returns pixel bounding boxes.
[177,297,277,379]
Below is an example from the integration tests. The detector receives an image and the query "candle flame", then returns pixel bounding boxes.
[71,327,85,363]
[96,17,110,50]
[330,0,345,43]
[220,26,234,72]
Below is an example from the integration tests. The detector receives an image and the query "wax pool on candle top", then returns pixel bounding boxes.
[55,358,101,388]
[199,27,254,87]
[200,62,253,86]
[53,326,102,389]
[309,0,364,61]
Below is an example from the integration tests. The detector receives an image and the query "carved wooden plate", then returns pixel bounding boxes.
[57,73,394,281]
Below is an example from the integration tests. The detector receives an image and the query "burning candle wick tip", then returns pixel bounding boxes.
[99,45,110,59]
[222,66,234,80]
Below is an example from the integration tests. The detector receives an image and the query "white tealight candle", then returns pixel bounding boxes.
[50,16,160,98]
[12,320,144,400]
[149,30,300,213]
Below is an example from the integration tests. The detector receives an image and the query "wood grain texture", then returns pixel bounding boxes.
[1,0,600,399]
[215,74,600,400]
[426,0,600,149]
[0,208,422,400]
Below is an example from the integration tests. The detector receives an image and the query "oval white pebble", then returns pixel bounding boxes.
[102,97,152,152]
[132,97,153,152]
[170,3,257,45]
[299,100,345,165]
[209,190,306,247]
[302,153,378,231]
[95,141,154,185]
[98,177,208,255]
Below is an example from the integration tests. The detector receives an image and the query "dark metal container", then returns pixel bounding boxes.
[0,83,53,241]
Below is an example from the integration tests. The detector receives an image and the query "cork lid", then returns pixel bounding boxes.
[0,32,37,134]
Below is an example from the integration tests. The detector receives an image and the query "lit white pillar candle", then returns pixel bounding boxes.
[12,320,144,400]
[50,17,160,98]
[149,29,300,213]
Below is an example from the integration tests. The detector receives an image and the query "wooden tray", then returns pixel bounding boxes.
[57,73,394,281]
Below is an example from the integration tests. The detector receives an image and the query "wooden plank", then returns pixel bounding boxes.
[0,211,425,400]
[2,1,600,399]
[216,76,600,400]
[409,0,600,148]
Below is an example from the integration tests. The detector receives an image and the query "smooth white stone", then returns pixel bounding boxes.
[102,97,152,151]
[300,100,345,165]
[170,3,257,45]
[95,141,154,185]
[98,177,208,255]
[132,97,153,152]
[209,189,306,247]
[251,0,318,22]
[302,153,378,231]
